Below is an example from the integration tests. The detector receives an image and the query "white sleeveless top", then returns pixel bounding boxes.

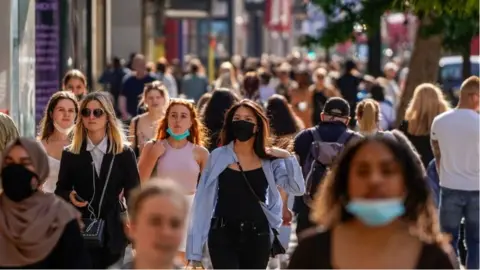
[43,156,61,193]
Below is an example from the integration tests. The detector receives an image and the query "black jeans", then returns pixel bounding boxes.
[208,217,271,269]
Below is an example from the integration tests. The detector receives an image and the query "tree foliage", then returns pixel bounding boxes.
[305,0,479,48]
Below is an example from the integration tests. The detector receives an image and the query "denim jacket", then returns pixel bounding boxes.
[186,142,306,261]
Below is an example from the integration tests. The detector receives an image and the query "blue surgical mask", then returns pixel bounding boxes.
[167,128,190,141]
[346,198,405,227]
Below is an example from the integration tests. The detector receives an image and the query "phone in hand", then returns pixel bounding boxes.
[74,193,86,203]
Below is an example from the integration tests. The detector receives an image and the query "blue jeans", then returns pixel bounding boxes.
[439,187,479,269]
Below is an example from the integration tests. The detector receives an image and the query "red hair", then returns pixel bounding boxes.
[155,99,208,147]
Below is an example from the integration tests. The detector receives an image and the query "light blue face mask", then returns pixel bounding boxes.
[346,198,405,227]
[167,128,190,141]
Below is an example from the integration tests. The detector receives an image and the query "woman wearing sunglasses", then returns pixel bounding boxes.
[55,92,140,269]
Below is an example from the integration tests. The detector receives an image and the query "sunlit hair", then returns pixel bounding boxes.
[356,99,380,134]
[38,91,79,140]
[62,69,87,89]
[220,99,273,159]
[138,80,170,112]
[155,99,208,147]
[127,178,188,223]
[404,83,450,136]
[311,134,449,246]
[0,113,19,153]
[70,92,127,155]
[459,75,480,100]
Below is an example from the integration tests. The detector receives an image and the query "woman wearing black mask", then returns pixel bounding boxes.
[186,99,305,269]
[0,138,90,268]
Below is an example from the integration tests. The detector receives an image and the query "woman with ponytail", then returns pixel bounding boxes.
[355,99,380,135]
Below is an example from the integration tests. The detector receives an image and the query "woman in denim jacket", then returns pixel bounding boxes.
[186,100,305,269]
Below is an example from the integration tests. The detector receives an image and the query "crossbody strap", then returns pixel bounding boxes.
[97,155,115,218]
[134,118,139,149]
[235,161,279,236]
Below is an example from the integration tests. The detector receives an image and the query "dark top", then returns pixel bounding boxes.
[293,122,362,214]
[288,229,457,269]
[121,73,157,117]
[55,142,140,254]
[335,73,362,108]
[0,220,91,269]
[399,120,433,168]
[311,89,328,126]
[214,167,268,221]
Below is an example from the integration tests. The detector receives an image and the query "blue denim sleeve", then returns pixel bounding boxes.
[186,155,217,261]
[271,156,306,196]
[426,160,440,207]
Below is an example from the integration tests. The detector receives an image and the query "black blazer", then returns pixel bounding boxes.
[55,141,140,254]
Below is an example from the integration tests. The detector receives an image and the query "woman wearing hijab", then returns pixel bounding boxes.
[0,137,90,268]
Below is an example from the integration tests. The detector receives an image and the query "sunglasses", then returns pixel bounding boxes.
[81,108,105,118]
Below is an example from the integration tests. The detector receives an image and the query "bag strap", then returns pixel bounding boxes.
[97,155,115,218]
[337,130,353,145]
[235,161,279,236]
[133,117,139,148]
[309,128,322,142]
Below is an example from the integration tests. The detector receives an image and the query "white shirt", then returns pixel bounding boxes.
[431,109,480,191]
[86,136,108,176]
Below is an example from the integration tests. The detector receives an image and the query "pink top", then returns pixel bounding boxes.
[156,140,200,194]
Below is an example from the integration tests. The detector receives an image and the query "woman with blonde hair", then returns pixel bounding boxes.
[137,98,209,265]
[355,99,381,135]
[0,112,19,153]
[399,83,450,168]
[129,81,170,156]
[37,91,79,193]
[55,92,140,268]
[214,61,241,95]
[62,69,88,101]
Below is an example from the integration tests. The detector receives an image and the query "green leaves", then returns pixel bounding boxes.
[304,0,479,50]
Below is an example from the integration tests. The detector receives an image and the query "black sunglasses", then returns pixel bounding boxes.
[81,108,105,118]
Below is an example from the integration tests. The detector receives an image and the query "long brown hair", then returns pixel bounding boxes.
[220,99,273,159]
[311,133,449,246]
[155,99,208,147]
[37,91,79,140]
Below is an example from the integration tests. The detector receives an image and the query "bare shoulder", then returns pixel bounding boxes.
[193,145,210,158]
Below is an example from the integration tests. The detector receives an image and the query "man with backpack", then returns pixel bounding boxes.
[293,97,362,237]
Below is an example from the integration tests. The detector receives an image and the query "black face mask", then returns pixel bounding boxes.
[232,120,255,142]
[1,164,38,202]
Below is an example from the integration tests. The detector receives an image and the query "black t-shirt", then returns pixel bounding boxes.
[398,120,433,169]
[121,73,157,117]
[311,89,328,126]
[215,167,268,222]
[288,229,457,269]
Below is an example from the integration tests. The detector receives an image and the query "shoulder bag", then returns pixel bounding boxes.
[236,161,286,258]
[82,155,115,248]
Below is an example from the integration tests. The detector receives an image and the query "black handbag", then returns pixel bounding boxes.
[82,155,115,248]
[236,161,286,258]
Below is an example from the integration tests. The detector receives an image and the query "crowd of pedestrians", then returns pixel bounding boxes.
[0,51,478,269]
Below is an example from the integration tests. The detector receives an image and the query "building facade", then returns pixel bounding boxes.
[0,0,36,136]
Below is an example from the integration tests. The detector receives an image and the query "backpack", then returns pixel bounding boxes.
[302,129,354,206]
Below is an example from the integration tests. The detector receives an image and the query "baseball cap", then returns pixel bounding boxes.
[323,97,350,117]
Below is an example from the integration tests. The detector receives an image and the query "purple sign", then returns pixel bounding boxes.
[35,0,60,123]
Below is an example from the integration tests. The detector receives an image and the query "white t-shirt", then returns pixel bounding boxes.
[431,109,480,191]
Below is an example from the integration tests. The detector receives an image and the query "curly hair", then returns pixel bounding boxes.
[155,99,208,147]
[311,132,448,246]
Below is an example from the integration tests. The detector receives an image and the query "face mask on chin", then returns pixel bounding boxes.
[345,198,405,227]
[53,121,74,135]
